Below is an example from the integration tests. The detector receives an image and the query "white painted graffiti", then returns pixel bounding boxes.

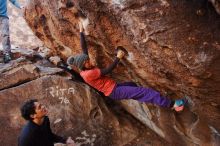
[75,130,96,146]
[46,86,75,104]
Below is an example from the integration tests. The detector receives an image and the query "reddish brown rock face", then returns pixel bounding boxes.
[0,56,168,146]
[1,0,219,145]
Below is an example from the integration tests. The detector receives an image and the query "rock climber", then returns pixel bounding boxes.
[66,21,186,112]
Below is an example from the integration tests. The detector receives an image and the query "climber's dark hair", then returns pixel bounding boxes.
[20,99,38,121]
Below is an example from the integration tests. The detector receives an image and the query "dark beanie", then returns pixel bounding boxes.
[67,54,89,70]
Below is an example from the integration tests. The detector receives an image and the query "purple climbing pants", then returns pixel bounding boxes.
[109,82,172,108]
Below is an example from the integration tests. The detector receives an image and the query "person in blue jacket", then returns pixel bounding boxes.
[0,0,22,63]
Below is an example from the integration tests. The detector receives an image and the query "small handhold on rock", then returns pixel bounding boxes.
[66,0,74,8]
[24,64,40,74]
[196,9,205,16]
[188,77,202,87]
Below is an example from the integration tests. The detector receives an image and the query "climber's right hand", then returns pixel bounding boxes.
[117,49,125,59]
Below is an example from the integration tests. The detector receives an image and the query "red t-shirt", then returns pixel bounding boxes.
[80,68,116,96]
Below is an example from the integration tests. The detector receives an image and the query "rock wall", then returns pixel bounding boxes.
[2,0,220,145]
[0,53,167,146]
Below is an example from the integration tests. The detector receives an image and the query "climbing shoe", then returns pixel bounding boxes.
[3,53,12,63]
[173,99,186,112]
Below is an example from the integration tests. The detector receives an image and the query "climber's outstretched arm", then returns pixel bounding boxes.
[100,49,125,75]
[79,22,88,55]
[100,58,120,75]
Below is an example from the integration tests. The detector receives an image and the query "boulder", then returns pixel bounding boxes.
[0,54,167,146]
[12,0,220,145]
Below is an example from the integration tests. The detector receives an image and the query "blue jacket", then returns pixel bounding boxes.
[0,0,21,18]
